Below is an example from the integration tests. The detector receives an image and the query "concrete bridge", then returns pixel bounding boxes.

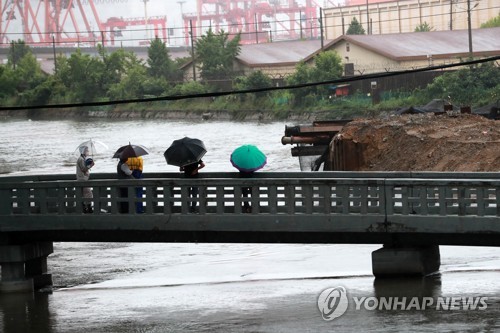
[1,171,499,292]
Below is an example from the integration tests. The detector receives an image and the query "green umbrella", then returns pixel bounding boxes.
[230,145,267,172]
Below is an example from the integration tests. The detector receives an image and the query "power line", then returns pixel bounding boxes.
[0,55,497,111]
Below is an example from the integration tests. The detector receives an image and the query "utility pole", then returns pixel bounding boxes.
[177,0,185,15]
[449,0,453,30]
[52,35,57,74]
[366,0,370,34]
[319,7,324,49]
[143,0,150,40]
[190,20,196,81]
[467,0,473,57]
[299,10,303,39]
[255,13,259,44]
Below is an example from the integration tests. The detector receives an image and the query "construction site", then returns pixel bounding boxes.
[282,103,500,172]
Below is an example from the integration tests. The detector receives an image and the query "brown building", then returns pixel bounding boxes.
[321,27,500,75]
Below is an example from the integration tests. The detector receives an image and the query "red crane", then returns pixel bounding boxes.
[102,16,168,46]
[182,0,319,45]
[0,0,167,47]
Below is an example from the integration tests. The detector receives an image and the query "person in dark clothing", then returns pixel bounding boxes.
[240,171,254,213]
[180,160,205,212]
[117,158,134,213]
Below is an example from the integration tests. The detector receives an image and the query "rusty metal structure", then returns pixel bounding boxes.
[182,0,319,45]
[0,0,167,47]
[282,120,351,171]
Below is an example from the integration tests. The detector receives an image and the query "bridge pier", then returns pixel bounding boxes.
[372,245,440,277]
[0,242,53,293]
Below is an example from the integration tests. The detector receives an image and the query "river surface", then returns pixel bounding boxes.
[0,117,499,333]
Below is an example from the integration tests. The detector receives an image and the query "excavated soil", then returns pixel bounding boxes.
[334,113,500,172]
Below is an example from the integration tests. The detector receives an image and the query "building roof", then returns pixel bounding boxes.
[236,39,324,67]
[324,28,500,61]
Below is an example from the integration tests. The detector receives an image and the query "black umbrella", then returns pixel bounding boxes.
[113,143,149,160]
[164,137,207,167]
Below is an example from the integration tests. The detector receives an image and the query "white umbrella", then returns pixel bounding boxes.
[75,139,109,157]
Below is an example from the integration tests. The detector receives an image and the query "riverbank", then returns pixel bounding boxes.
[0,108,340,122]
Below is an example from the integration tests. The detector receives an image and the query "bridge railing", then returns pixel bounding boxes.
[0,172,498,218]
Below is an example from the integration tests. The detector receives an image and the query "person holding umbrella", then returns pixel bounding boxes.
[113,143,149,214]
[164,137,207,213]
[74,139,107,214]
[180,160,205,212]
[230,145,267,213]
[127,156,145,214]
[76,146,95,214]
[116,157,135,214]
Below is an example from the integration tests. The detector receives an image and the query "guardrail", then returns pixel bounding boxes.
[0,172,498,218]
[1,171,499,248]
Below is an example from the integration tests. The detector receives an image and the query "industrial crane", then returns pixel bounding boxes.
[182,0,319,45]
[0,0,167,47]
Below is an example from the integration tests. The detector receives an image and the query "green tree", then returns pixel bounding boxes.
[235,70,273,98]
[285,62,314,105]
[346,17,365,35]
[414,22,433,32]
[147,37,176,80]
[172,81,208,95]
[311,51,343,83]
[99,46,129,92]
[8,40,31,69]
[54,49,105,102]
[480,13,500,28]
[4,51,51,106]
[108,54,149,100]
[195,29,241,81]
[0,65,19,104]
[420,63,500,107]
[286,50,344,105]
[310,51,343,96]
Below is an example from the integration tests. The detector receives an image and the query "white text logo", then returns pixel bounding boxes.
[317,286,349,321]
[318,286,488,321]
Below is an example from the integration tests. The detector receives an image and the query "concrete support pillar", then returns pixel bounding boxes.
[372,245,440,277]
[0,242,53,293]
[26,256,53,290]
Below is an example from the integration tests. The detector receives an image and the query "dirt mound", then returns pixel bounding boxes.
[334,113,500,172]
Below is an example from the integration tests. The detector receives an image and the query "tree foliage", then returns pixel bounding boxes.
[195,29,241,81]
[480,13,500,28]
[0,37,498,112]
[0,65,18,98]
[54,49,104,102]
[147,37,177,80]
[234,70,273,98]
[418,63,500,106]
[414,22,433,32]
[286,50,343,105]
[346,17,365,35]
[8,40,31,68]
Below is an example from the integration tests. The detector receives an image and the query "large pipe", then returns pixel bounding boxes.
[281,135,332,145]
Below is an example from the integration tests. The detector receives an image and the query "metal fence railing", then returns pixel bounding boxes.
[0,172,498,218]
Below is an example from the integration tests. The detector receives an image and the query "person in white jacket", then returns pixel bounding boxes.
[76,146,95,213]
